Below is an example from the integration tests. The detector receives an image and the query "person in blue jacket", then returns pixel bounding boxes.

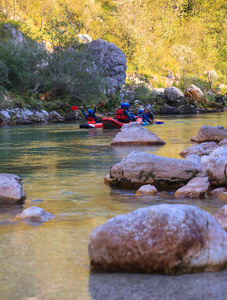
[144,108,154,122]
[80,105,97,122]
[124,103,136,121]
[138,109,152,123]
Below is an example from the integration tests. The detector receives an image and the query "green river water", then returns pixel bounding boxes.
[0,112,227,300]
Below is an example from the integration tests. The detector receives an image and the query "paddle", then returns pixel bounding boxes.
[71,103,106,111]
[71,106,79,111]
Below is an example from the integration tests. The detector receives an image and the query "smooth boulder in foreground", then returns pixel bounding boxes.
[105,151,202,189]
[88,204,227,274]
[111,122,165,145]
[0,173,26,204]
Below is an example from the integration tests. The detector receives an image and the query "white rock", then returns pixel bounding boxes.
[14,206,54,224]
[0,173,26,204]
[175,177,210,198]
[111,123,165,145]
[135,184,158,196]
[185,154,202,165]
[180,142,218,157]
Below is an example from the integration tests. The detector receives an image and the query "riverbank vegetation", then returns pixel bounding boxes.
[0,0,227,109]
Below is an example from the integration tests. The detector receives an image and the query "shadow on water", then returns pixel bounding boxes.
[89,270,227,300]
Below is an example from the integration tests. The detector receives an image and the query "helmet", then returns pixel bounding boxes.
[121,103,125,108]
[125,103,129,108]
[139,109,143,114]
[88,109,93,114]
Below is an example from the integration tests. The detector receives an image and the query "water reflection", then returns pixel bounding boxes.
[89,270,227,300]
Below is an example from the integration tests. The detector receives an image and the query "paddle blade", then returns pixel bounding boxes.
[71,106,79,111]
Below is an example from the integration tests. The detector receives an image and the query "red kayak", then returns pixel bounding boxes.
[102,117,143,129]
[79,121,103,129]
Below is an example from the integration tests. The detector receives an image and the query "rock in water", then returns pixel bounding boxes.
[175,177,210,198]
[0,174,26,204]
[191,125,227,143]
[111,123,165,145]
[14,206,54,225]
[105,151,202,189]
[135,184,158,196]
[88,204,227,274]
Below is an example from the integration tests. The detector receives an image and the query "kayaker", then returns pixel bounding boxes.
[144,108,154,122]
[124,103,136,121]
[116,103,134,123]
[138,109,152,123]
[80,106,97,122]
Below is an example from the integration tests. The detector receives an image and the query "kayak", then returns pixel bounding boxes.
[79,118,164,129]
[102,117,164,129]
[79,121,103,129]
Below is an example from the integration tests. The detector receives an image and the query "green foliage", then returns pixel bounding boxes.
[0,39,46,94]
[43,5,83,50]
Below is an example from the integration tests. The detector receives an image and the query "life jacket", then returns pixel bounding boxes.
[116,108,128,120]
[86,114,96,122]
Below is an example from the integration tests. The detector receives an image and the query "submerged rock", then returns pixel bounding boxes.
[105,151,202,189]
[0,174,26,204]
[207,187,227,198]
[214,205,227,231]
[88,204,227,274]
[135,184,158,196]
[111,123,165,146]
[191,125,227,143]
[13,206,54,225]
[175,177,210,198]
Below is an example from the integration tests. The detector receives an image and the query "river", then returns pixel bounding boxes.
[0,112,227,299]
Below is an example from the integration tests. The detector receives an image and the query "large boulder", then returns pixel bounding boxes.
[180,142,218,158]
[13,206,54,225]
[178,104,197,114]
[105,151,202,189]
[175,177,210,198]
[88,39,127,94]
[164,87,184,99]
[191,125,227,143]
[0,174,26,204]
[88,204,227,274]
[111,123,165,146]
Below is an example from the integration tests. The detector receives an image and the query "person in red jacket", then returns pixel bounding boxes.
[116,103,134,123]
